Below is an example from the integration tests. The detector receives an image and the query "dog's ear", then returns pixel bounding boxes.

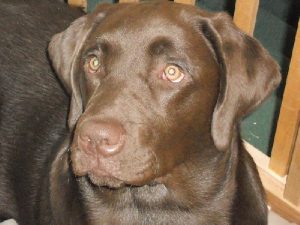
[199,13,281,151]
[48,4,112,130]
[49,16,88,130]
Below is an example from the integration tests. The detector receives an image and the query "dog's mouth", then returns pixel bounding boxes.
[87,173,125,188]
[87,173,162,190]
[71,145,159,189]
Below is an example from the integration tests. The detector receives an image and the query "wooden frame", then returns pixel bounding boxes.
[269,20,300,176]
[68,0,300,223]
[68,0,197,8]
[233,0,259,35]
[245,142,300,224]
[173,0,195,5]
[68,0,87,8]
[284,125,300,207]
[269,19,300,211]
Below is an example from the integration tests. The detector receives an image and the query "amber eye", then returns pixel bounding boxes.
[163,65,185,83]
[87,56,100,73]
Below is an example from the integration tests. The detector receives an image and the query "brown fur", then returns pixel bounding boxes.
[49,3,280,224]
[1,1,281,225]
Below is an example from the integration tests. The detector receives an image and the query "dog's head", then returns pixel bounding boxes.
[49,2,280,188]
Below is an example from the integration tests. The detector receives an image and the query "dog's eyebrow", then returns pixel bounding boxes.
[148,37,174,56]
[96,37,111,54]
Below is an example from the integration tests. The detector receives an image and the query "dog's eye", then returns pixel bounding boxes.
[87,56,100,73]
[163,65,185,83]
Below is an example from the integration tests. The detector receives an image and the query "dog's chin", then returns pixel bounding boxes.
[88,173,125,188]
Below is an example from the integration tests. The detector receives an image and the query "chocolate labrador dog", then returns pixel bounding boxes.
[1,1,281,225]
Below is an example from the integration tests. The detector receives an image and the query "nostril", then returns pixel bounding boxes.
[96,134,125,155]
[78,135,96,155]
[78,120,126,157]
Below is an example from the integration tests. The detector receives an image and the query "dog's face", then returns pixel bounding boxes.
[49,2,280,188]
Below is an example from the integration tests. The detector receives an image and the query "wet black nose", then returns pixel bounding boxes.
[77,120,126,157]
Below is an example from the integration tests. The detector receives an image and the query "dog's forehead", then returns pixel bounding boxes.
[95,2,197,29]
[86,3,200,49]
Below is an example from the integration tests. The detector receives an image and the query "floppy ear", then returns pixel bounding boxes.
[49,16,88,130]
[199,13,281,151]
[48,4,112,130]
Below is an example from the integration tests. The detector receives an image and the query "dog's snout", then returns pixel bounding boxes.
[78,120,126,157]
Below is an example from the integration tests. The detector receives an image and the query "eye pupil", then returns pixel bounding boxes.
[92,58,99,67]
[163,65,185,83]
[167,68,176,76]
[87,56,100,73]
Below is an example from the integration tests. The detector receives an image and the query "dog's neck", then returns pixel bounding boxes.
[49,135,239,225]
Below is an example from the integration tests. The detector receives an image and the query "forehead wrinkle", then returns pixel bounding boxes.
[93,17,188,54]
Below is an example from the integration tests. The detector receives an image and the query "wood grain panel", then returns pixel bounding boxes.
[174,0,195,5]
[233,0,259,35]
[68,0,87,8]
[270,20,300,176]
[284,125,300,206]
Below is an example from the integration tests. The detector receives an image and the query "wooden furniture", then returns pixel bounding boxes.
[233,0,259,35]
[69,0,196,6]
[270,19,300,208]
[68,0,300,223]
[69,0,87,8]
[233,2,300,221]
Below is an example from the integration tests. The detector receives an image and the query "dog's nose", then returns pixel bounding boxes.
[78,120,126,157]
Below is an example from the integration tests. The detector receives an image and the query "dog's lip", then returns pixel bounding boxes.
[71,150,155,188]
[87,170,156,188]
[87,172,125,188]
[71,142,160,188]
[91,164,112,177]
[87,173,164,189]
[86,163,163,188]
